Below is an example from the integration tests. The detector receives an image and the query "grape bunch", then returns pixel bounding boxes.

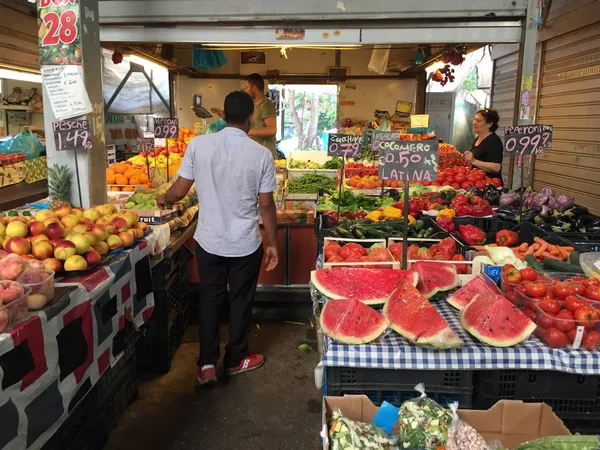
[432,64,456,86]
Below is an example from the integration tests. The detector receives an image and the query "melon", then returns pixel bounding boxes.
[320,299,389,345]
[409,261,458,299]
[447,274,501,310]
[311,268,418,305]
[383,283,463,349]
[461,294,537,347]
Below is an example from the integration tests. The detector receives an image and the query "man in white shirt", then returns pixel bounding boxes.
[157,91,279,386]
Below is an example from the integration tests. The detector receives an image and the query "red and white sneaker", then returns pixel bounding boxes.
[226,353,265,376]
[196,365,217,386]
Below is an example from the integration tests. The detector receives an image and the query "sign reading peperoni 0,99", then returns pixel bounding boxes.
[38,0,83,65]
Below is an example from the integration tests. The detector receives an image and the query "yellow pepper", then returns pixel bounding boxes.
[383,206,402,220]
[406,214,416,225]
[365,210,384,222]
[436,208,456,221]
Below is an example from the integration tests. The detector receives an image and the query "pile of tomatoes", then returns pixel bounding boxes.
[345,163,378,178]
[428,166,502,189]
[501,265,600,349]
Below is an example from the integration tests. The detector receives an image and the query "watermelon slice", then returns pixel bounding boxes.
[461,294,537,347]
[409,261,458,299]
[320,299,389,344]
[447,274,501,310]
[311,268,418,305]
[383,283,463,349]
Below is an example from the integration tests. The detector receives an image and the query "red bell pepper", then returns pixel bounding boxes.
[436,217,455,232]
[452,254,468,274]
[496,229,519,247]
[454,203,493,217]
[458,224,486,246]
[451,194,468,208]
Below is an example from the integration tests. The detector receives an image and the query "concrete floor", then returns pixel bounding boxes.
[105,322,322,450]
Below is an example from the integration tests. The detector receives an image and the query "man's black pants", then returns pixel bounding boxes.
[195,244,263,369]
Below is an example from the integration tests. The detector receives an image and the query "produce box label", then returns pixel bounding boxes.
[154,118,179,139]
[24,157,48,183]
[503,124,553,156]
[52,119,91,151]
[327,134,361,158]
[38,0,83,66]
[374,139,438,183]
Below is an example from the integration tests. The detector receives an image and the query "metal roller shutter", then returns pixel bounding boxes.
[534,23,600,215]
[0,0,39,71]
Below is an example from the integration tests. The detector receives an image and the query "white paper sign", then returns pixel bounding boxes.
[41,65,93,121]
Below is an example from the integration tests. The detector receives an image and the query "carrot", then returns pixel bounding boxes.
[541,251,556,259]
[473,246,487,252]
[557,246,570,260]
[534,237,550,246]
[559,246,574,252]
[524,245,537,256]
[519,242,529,252]
[532,243,540,251]
[534,242,549,257]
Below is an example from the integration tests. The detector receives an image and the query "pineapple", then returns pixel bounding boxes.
[48,164,72,211]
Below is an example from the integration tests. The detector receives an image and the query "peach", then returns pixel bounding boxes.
[72,224,89,234]
[95,216,111,227]
[45,222,65,240]
[54,204,72,219]
[6,221,28,238]
[61,214,80,229]
[0,280,25,304]
[83,232,97,246]
[54,240,77,261]
[5,237,31,256]
[93,241,109,256]
[106,235,124,250]
[0,309,8,331]
[64,255,88,271]
[118,231,134,247]
[111,217,128,233]
[67,234,91,255]
[27,293,48,310]
[44,218,62,227]
[96,204,116,216]
[83,218,95,230]
[31,235,50,245]
[24,259,44,271]
[0,254,26,280]
[105,225,117,235]
[134,221,149,233]
[17,270,49,284]
[0,250,7,258]
[0,222,6,238]
[32,241,54,260]
[34,210,55,222]
[27,221,46,236]
[84,249,102,266]
[20,255,34,260]
[83,208,101,223]
[2,237,10,249]
[44,258,63,272]
[91,225,108,242]
[72,209,83,218]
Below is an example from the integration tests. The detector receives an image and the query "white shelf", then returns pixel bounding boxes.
[0,105,33,112]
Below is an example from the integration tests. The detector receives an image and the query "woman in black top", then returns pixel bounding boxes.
[464,108,504,185]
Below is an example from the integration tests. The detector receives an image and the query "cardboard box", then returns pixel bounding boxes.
[23,156,47,183]
[322,395,571,450]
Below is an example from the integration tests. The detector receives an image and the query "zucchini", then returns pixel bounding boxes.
[542,258,584,274]
[568,251,580,266]
[524,254,545,273]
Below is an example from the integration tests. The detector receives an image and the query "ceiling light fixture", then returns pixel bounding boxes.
[0,68,42,83]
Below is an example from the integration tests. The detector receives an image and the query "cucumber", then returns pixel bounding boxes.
[542,258,584,274]
[525,254,545,273]
[568,251,580,266]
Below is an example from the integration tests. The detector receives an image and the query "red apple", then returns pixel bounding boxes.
[28,221,47,236]
[46,222,65,240]
[84,249,102,266]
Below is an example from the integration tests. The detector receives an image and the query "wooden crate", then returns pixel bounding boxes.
[322,237,400,270]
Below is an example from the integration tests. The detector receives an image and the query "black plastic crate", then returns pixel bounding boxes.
[448,218,515,246]
[474,370,600,415]
[560,414,600,435]
[326,367,473,408]
[552,232,600,253]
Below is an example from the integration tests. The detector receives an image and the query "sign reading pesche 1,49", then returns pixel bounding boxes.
[38,0,83,66]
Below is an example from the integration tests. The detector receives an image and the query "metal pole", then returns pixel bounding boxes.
[401,181,409,270]
[528,40,546,188]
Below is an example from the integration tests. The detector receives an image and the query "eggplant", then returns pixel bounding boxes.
[496,208,518,222]
[538,222,555,231]
[541,187,556,198]
[585,217,600,233]
[570,206,589,217]
[469,188,484,197]
[532,193,549,207]
[521,208,541,223]
[540,205,551,218]
[483,190,500,206]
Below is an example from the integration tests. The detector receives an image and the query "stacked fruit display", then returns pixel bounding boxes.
[324,241,394,266]
[106,162,151,192]
[0,205,149,273]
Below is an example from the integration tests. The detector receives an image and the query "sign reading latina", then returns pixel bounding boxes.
[38,0,82,65]
[373,138,439,182]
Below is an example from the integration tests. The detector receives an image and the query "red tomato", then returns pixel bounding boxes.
[583,278,600,288]
[526,281,547,298]
[544,328,569,348]
[535,327,546,340]
[505,291,516,304]
[445,176,455,184]
[461,181,474,190]
[538,312,555,329]
[574,306,600,329]
[501,264,516,277]
[567,327,581,343]
[565,295,590,313]
[339,243,367,260]
[584,286,600,301]
[523,309,537,322]
[552,283,574,300]
[490,178,502,187]
[526,298,540,312]
[324,242,341,260]
[567,283,586,297]
[454,173,466,183]
[451,183,461,190]
[539,298,561,315]
[554,309,575,332]
[582,330,600,350]
[326,253,344,263]
[503,268,523,285]
[516,283,528,296]
[542,291,555,300]
[520,268,539,282]
[475,180,487,190]
[569,276,585,283]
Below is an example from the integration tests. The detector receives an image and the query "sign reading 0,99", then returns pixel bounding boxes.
[371,134,438,182]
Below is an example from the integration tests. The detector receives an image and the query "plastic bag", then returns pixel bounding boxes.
[398,384,452,449]
[328,411,398,450]
[446,402,492,450]
[206,118,226,134]
[1,131,43,160]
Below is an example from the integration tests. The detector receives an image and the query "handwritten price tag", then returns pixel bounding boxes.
[154,118,179,139]
[52,120,91,151]
[327,134,362,158]
[372,137,438,182]
[136,137,154,154]
[504,124,553,156]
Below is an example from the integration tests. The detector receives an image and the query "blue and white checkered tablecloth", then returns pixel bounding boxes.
[321,301,600,375]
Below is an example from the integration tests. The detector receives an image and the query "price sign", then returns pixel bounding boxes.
[38,0,83,66]
[52,120,91,151]
[154,118,179,139]
[374,139,438,182]
[136,137,154,154]
[504,124,553,156]
[327,134,362,158]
